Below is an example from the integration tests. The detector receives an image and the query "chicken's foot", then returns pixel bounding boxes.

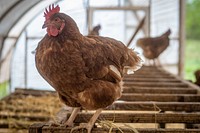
[70,108,103,133]
[64,107,81,127]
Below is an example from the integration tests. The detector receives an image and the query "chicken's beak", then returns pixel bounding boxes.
[42,20,49,29]
[42,23,47,29]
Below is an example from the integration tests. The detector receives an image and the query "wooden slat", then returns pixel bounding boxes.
[0,120,32,129]
[124,78,181,82]
[0,105,50,113]
[120,94,200,102]
[1,101,200,118]
[109,101,200,111]
[130,72,169,75]
[29,123,200,133]
[14,88,56,96]
[0,113,49,121]
[64,112,200,124]
[125,75,174,78]
[31,126,200,133]
[135,66,161,71]
[123,87,197,94]
[124,82,188,87]
[29,123,46,133]
[2,111,200,125]
[0,129,28,133]
[126,69,171,76]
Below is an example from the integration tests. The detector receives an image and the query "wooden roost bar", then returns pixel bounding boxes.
[26,66,200,133]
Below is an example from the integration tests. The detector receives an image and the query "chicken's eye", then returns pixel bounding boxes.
[55,18,59,21]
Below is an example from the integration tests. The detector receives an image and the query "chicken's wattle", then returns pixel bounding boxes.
[47,25,59,36]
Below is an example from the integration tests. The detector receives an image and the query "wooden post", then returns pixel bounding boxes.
[178,0,185,78]
[88,8,93,33]
[148,0,152,36]
[29,123,46,133]
[85,0,90,34]
[0,36,3,79]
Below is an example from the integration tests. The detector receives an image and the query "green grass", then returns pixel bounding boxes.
[0,81,8,99]
[184,39,200,82]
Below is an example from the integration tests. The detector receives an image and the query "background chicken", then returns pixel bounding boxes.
[35,4,142,133]
[137,29,171,65]
[88,24,101,36]
[194,69,200,86]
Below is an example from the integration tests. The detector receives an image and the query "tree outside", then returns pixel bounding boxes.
[185,0,200,82]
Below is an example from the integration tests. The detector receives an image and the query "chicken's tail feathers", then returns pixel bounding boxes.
[163,29,171,37]
[125,48,143,74]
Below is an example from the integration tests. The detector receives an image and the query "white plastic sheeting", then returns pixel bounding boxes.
[151,0,180,74]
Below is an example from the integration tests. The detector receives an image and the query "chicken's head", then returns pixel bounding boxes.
[42,4,65,37]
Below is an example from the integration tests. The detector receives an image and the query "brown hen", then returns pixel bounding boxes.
[35,4,142,133]
[194,70,200,86]
[137,29,171,65]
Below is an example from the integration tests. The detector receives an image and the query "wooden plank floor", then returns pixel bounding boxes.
[28,66,200,133]
[1,66,200,133]
[0,89,61,133]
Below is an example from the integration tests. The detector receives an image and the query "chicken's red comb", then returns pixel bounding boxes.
[44,4,60,20]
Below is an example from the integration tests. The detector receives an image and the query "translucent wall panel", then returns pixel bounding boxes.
[92,10,125,42]
[11,32,53,91]
[151,0,179,36]
[151,0,179,74]
[0,38,16,83]
[129,0,149,6]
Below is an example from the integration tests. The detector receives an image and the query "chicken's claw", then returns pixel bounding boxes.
[63,120,74,127]
[70,123,93,133]
[62,107,80,127]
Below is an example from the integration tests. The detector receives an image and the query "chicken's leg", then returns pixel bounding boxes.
[70,108,103,133]
[64,107,81,127]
